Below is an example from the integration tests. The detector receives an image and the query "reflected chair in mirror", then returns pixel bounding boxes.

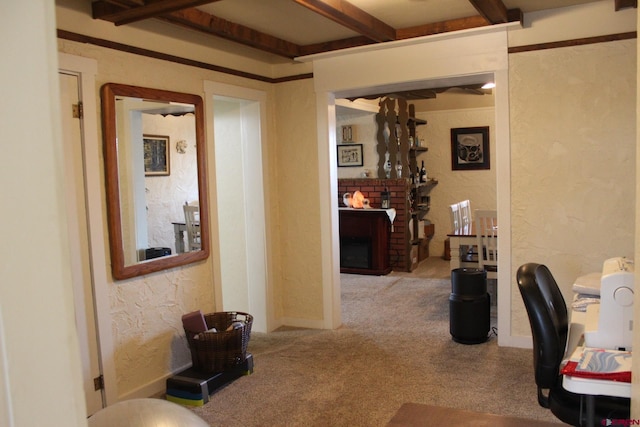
[183,202,201,252]
[474,209,497,280]
[516,263,630,426]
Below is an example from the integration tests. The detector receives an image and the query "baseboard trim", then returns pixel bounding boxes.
[118,363,191,401]
[277,317,327,330]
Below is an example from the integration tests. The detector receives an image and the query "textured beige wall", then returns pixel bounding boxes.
[274,79,325,322]
[1,3,86,425]
[509,39,636,336]
[56,39,276,398]
[418,107,497,254]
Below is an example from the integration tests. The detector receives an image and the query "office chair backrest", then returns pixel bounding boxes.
[516,263,569,391]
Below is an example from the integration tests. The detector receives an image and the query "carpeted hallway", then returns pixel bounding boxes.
[189,258,561,426]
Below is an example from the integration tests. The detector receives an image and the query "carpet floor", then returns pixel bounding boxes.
[188,273,562,426]
[387,403,562,427]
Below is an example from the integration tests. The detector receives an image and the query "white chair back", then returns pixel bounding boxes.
[449,203,461,233]
[475,209,497,280]
[458,199,472,233]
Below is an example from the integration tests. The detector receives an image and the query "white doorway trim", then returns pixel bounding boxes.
[58,53,117,405]
[303,26,521,346]
[203,81,274,333]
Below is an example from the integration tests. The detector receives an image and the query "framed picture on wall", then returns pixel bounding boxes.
[451,127,490,170]
[337,144,363,167]
[143,134,170,176]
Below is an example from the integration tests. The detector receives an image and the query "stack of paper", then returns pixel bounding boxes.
[561,347,631,382]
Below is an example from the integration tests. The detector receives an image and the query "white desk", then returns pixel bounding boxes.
[562,309,631,425]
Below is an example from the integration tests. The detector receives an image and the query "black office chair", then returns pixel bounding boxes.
[516,263,630,426]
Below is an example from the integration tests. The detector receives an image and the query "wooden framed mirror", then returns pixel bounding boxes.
[101,83,209,280]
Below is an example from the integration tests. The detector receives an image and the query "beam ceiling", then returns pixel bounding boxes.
[91,0,629,60]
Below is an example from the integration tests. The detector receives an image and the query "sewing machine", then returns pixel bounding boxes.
[584,257,634,351]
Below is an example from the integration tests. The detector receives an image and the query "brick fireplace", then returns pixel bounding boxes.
[337,178,411,272]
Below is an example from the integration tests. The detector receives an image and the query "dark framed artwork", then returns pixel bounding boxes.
[337,144,363,167]
[451,127,490,170]
[143,134,170,176]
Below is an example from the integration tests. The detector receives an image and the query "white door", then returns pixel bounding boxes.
[59,72,103,415]
[205,82,270,333]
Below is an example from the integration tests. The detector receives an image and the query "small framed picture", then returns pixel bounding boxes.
[451,127,490,170]
[341,125,356,142]
[143,134,170,176]
[337,144,363,167]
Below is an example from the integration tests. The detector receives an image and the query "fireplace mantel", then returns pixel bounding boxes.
[339,209,392,275]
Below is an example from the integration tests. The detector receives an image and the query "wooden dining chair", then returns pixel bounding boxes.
[475,209,497,280]
[459,199,477,257]
[449,203,462,233]
[183,202,201,252]
[450,202,477,265]
[458,199,472,233]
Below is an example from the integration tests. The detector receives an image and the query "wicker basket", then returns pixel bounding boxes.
[184,311,253,373]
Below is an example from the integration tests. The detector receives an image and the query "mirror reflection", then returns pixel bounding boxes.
[102,83,209,280]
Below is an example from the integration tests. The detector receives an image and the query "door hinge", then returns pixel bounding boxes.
[72,102,83,119]
[93,375,104,391]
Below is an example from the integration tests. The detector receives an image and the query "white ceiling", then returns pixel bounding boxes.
[197,0,603,46]
[87,0,624,66]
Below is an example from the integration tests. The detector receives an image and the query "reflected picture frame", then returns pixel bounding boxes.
[143,134,170,176]
[451,126,490,170]
[337,143,363,167]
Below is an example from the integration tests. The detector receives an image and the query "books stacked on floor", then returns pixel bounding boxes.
[166,354,254,406]
[166,370,211,406]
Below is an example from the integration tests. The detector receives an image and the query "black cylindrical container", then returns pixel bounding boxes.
[449,268,490,344]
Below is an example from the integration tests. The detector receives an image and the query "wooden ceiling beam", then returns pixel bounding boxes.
[92,0,525,60]
[298,35,375,56]
[92,0,141,21]
[397,15,490,40]
[93,0,223,26]
[615,0,637,11]
[93,1,302,58]
[292,0,396,42]
[286,10,525,57]
[161,8,302,58]
[102,0,145,6]
[467,0,510,23]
